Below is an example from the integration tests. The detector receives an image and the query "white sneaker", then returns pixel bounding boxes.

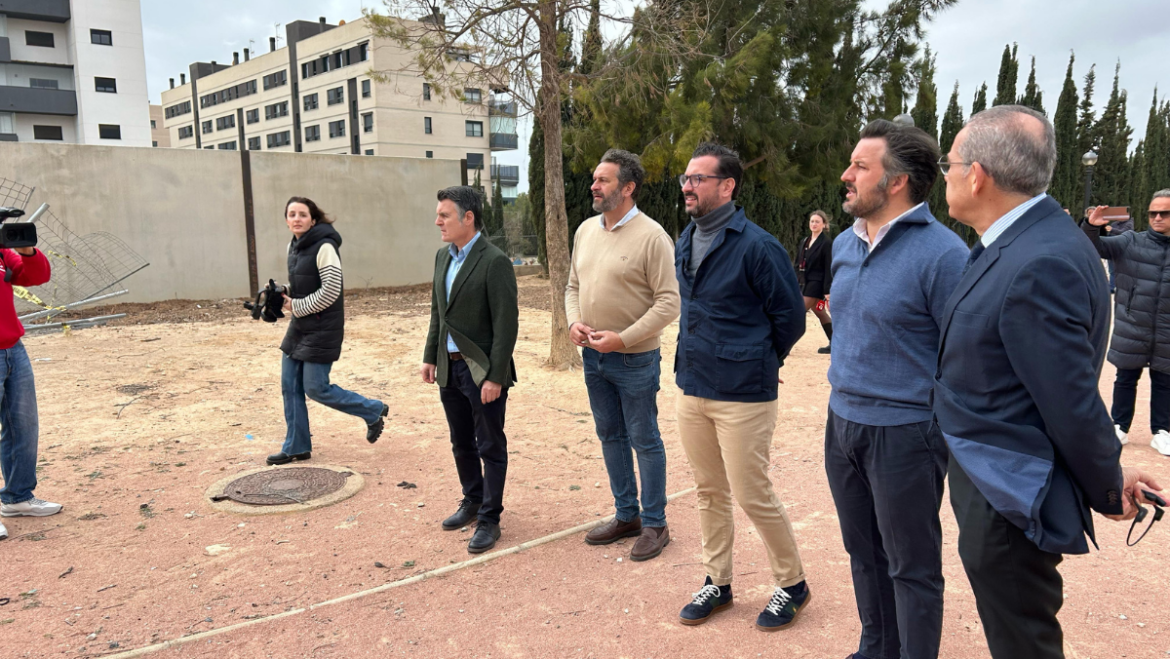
[0,497,63,517]
[1115,424,1129,446]
[1152,430,1170,457]
[0,521,7,540]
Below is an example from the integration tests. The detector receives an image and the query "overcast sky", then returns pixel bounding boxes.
[143,0,1168,193]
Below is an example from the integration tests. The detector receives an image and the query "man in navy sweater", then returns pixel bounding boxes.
[825,120,968,659]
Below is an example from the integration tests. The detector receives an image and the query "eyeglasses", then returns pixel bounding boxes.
[1127,489,1166,547]
[937,157,973,176]
[678,174,729,188]
[1149,210,1170,220]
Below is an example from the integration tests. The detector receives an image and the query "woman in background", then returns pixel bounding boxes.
[795,210,833,354]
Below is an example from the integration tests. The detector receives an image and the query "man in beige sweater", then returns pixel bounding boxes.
[566,149,681,561]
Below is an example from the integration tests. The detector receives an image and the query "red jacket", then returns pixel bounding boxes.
[0,248,51,349]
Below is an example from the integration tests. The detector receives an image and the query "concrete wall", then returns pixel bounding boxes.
[0,142,457,303]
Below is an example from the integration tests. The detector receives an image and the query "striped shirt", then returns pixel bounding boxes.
[291,242,342,317]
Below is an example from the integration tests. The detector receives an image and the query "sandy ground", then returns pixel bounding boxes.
[1,276,1167,659]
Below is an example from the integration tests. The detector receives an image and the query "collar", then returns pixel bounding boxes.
[449,231,482,260]
[981,194,1048,247]
[600,205,640,231]
[851,202,925,250]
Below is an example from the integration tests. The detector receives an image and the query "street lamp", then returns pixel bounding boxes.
[892,114,915,127]
[1082,149,1098,216]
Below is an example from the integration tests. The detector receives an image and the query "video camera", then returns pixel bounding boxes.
[243,279,287,322]
[0,207,38,249]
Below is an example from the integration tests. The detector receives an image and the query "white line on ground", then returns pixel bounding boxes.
[104,486,698,658]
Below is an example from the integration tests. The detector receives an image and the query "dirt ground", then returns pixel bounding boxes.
[2,275,1167,659]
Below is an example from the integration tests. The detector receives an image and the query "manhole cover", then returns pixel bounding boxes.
[214,467,353,505]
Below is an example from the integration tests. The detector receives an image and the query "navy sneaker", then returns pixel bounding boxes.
[679,576,733,626]
[755,581,812,631]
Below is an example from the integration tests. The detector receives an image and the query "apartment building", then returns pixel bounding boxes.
[0,0,151,146]
[159,15,519,198]
[148,103,168,147]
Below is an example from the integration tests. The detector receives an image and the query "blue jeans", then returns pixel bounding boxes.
[281,353,384,455]
[1,341,39,505]
[583,347,668,527]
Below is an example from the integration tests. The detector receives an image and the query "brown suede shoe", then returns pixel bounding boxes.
[585,516,642,545]
[630,525,670,562]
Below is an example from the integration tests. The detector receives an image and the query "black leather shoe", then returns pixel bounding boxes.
[442,499,482,530]
[266,451,311,466]
[468,521,500,554]
[367,404,389,444]
[817,344,831,354]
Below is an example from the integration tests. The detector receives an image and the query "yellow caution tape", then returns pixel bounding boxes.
[12,286,67,311]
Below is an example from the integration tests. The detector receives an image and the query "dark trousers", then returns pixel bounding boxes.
[824,409,947,659]
[438,359,509,525]
[1112,366,1170,433]
[949,456,1065,659]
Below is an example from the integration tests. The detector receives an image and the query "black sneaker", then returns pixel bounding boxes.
[817,345,831,354]
[367,404,389,444]
[679,576,733,626]
[266,451,311,466]
[755,581,812,631]
[442,499,482,530]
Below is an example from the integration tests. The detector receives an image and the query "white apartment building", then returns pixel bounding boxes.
[0,0,151,147]
[159,15,520,199]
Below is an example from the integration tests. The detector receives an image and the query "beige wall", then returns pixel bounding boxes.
[0,143,458,303]
[148,104,170,147]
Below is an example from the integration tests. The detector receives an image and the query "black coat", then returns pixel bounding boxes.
[795,232,832,288]
[1083,222,1170,373]
[280,223,344,363]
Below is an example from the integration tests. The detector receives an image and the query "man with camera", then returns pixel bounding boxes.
[0,238,60,540]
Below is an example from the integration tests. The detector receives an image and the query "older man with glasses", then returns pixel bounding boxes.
[1085,193,1170,456]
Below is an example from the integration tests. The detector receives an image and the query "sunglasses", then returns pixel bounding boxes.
[1149,210,1170,220]
[1127,489,1166,547]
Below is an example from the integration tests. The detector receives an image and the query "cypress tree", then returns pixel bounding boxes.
[910,47,939,139]
[972,82,988,114]
[1073,64,1098,217]
[993,44,1019,106]
[1051,53,1081,210]
[528,119,548,273]
[1018,56,1045,114]
[1092,63,1133,209]
[932,82,966,237]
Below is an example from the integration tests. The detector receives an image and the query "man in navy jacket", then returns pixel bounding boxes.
[936,105,1164,658]
[672,143,810,632]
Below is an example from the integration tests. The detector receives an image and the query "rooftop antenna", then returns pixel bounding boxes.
[273,23,283,48]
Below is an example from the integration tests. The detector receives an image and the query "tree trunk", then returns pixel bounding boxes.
[537,1,580,370]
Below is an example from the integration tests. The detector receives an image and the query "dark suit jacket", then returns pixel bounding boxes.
[933,196,1124,555]
[795,232,832,287]
[423,237,519,388]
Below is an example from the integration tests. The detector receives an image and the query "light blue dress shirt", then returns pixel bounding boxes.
[599,205,640,231]
[446,231,482,353]
[981,193,1048,247]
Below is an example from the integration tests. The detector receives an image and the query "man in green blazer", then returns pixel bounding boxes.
[422,185,519,554]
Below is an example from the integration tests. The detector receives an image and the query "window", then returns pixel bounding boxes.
[99,124,122,140]
[267,131,291,148]
[359,42,369,62]
[303,93,318,111]
[200,80,258,108]
[178,126,194,139]
[365,149,374,155]
[216,115,236,131]
[361,79,371,98]
[464,88,482,103]
[165,101,192,119]
[362,113,373,134]
[305,125,321,142]
[95,77,117,93]
[150,119,156,129]
[423,83,431,101]
[466,121,483,137]
[33,125,63,141]
[153,141,158,147]
[424,117,432,134]
[262,70,287,90]
[466,152,484,169]
[425,151,433,158]
[204,145,214,150]
[264,102,288,120]
[26,31,55,48]
[217,141,237,150]
[90,29,112,46]
[327,87,344,106]
[202,120,213,134]
[29,78,58,90]
[247,136,261,151]
[328,120,346,138]
[245,109,259,124]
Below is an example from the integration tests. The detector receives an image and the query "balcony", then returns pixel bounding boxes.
[489,100,517,117]
[0,86,77,116]
[490,132,518,151]
[0,37,10,63]
[491,164,519,185]
[0,0,70,21]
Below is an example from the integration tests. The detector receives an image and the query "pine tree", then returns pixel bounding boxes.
[910,46,939,139]
[993,44,1019,106]
[1051,53,1081,210]
[972,82,988,114]
[1018,56,1045,114]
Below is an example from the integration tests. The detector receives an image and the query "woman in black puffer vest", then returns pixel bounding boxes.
[267,197,388,466]
[1084,194,1170,457]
